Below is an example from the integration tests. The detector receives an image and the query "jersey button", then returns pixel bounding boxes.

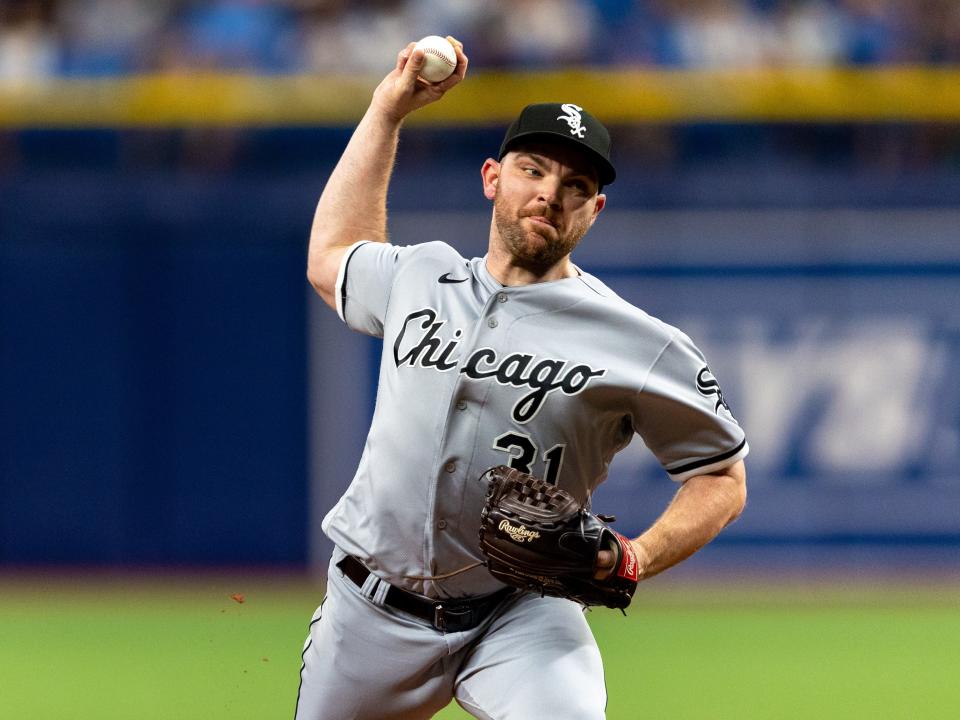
[455,399,467,411]
[444,462,456,473]
[487,318,498,328]
[437,519,447,530]
[497,292,508,303]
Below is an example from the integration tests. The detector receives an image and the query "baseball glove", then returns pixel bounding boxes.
[478,465,639,610]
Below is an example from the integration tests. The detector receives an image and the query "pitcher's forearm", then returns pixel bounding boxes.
[306,106,401,306]
[305,39,467,308]
[635,462,746,580]
[309,106,402,259]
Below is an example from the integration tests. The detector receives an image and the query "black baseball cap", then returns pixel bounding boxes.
[498,102,616,187]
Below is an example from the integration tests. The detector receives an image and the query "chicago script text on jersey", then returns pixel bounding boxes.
[393,308,607,423]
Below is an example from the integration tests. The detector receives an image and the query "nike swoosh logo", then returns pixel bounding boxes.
[438,273,470,284]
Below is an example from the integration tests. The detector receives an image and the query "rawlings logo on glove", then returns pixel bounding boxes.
[498,519,542,543]
[478,465,639,610]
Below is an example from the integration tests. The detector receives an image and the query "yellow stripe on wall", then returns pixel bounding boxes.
[3,67,960,127]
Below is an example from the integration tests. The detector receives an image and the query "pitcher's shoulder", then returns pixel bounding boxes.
[575,271,679,340]
[392,240,469,273]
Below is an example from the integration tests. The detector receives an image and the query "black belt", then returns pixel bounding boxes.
[336,555,513,633]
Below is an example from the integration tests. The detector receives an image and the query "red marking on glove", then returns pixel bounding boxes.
[230,593,246,604]
[613,532,639,582]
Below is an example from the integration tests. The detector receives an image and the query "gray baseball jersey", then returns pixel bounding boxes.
[322,239,748,599]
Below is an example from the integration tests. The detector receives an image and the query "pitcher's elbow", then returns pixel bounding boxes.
[728,473,747,524]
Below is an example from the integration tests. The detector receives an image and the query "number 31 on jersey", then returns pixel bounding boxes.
[493,431,566,485]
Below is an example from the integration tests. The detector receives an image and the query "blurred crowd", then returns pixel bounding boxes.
[2,0,960,80]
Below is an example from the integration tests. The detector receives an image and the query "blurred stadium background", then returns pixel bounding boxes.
[2,1,959,719]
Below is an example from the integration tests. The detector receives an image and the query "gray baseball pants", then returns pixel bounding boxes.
[294,548,607,719]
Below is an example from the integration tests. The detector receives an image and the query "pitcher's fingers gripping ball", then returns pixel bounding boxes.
[413,35,457,82]
[478,465,640,609]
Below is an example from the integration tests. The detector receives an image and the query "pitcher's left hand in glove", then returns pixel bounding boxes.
[478,465,640,610]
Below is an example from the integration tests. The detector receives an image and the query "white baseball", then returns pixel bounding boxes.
[413,35,457,83]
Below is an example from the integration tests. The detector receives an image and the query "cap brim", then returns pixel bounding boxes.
[500,130,616,186]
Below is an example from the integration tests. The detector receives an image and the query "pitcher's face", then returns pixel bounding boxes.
[484,142,605,271]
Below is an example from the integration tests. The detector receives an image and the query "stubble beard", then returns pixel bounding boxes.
[493,190,592,273]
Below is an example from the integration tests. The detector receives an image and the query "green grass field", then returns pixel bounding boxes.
[2,572,957,719]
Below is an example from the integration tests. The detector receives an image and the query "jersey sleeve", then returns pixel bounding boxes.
[334,240,404,337]
[634,331,748,482]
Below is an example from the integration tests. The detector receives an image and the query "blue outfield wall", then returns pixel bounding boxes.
[2,126,960,566]
[1,160,316,565]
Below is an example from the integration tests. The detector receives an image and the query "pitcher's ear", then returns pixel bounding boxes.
[481,158,501,200]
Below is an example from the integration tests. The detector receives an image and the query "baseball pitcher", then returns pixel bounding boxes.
[296,37,748,720]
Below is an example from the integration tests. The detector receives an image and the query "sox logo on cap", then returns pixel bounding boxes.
[557,104,586,138]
